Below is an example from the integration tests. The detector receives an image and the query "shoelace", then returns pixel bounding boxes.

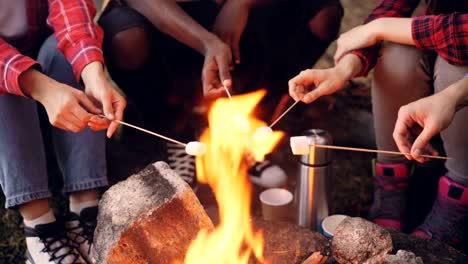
[38,230,84,264]
[167,142,195,183]
[419,197,468,239]
[66,218,95,255]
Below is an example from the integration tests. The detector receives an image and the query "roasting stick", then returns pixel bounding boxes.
[312,143,450,160]
[99,115,186,146]
[223,85,241,112]
[269,100,300,128]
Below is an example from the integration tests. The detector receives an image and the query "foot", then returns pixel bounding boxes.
[369,161,410,231]
[413,176,468,250]
[65,207,99,263]
[25,220,86,264]
[248,159,287,188]
[166,142,197,190]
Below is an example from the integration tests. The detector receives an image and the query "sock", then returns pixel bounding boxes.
[24,210,55,228]
[70,200,98,215]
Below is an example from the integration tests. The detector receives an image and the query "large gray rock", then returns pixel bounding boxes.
[331,217,392,264]
[94,162,214,264]
[383,250,423,264]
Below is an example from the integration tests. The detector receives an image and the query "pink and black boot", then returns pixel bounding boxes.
[369,161,411,231]
[413,176,468,251]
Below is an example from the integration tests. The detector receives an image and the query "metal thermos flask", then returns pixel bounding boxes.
[296,129,332,230]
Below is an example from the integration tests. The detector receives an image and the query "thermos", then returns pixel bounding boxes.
[296,129,332,230]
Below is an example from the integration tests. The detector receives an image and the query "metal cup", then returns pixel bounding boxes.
[296,129,333,230]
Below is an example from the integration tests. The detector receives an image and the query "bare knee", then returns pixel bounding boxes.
[111,27,150,71]
[308,5,343,43]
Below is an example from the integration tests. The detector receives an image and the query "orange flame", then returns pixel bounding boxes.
[183,90,283,263]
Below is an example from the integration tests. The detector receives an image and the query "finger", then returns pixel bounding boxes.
[71,105,93,125]
[88,115,110,130]
[107,97,126,138]
[411,124,439,160]
[59,117,83,133]
[302,81,332,104]
[76,91,102,115]
[216,54,232,89]
[100,92,115,120]
[393,113,414,160]
[232,36,241,64]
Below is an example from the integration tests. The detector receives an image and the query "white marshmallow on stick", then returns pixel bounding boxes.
[185,141,207,156]
[290,136,310,155]
[253,126,273,142]
[98,115,207,156]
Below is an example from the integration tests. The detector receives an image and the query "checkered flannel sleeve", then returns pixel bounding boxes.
[0,38,38,96]
[412,13,468,66]
[351,0,421,77]
[47,0,104,81]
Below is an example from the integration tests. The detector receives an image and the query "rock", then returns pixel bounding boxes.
[331,217,392,264]
[94,162,214,264]
[252,219,328,264]
[389,230,468,264]
[383,250,423,264]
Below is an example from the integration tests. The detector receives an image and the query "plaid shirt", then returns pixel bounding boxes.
[352,0,468,76]
[0,0,104,96]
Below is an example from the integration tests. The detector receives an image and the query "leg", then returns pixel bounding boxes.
[37,35,108,202]
[413,57,468,251]
[0,95,51,212]
[370,43,433,230]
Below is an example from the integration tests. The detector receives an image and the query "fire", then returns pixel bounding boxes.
[183,90,283,264]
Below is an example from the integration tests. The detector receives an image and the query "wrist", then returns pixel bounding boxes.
[370,18,386,42]
[19,68,52,102]
[201,34,223,55]
[335,54,364,80]
[442,78,468,110]
[81,61,106,87]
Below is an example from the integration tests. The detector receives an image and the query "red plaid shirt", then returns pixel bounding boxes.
[0,0,104,96]
[352,0,468,76]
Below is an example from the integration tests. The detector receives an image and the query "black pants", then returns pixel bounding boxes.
[99,0,343,138]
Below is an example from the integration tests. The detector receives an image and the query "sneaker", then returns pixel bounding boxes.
[413,176,468,250]
[369,161,411,231]
[248,159,287,188]
[166,142,197,189]
[65,207,99,263]
[25,220,86,264]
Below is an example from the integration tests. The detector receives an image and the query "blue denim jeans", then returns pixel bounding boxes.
[0,35,108,208]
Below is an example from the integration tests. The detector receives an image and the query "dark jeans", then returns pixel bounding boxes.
[0,36,108,208]
[99,0,342,138]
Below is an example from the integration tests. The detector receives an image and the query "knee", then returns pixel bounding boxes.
[307,4,343,43]
[374,42,424,85]
[110,27,150,71]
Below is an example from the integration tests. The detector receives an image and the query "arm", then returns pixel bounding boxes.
[0,38,38,96]
[125,0,218,55]
[126,0,233,96]
[48,0,126,137]
[349,0,420,76]
[412,13,468,65]
[393,77,468,162]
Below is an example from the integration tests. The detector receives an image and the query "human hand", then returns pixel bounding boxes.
[213,0,251,64]
[82,62,127,138]
[334,20,380,62]
[20,69,102,132]
[288,54,363,103]
[202,38,233,98]
[393,78,468,162]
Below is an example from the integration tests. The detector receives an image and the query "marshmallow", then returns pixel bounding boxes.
[185,141,207,156]
[233,114,251,132]
[253,126,273,142]
[290,136,310,155]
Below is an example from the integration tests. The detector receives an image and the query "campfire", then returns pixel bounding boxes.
[184,90,283,263]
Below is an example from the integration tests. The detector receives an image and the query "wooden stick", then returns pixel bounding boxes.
[99,115,186,147]
[312,144,450,160]
[269,100,300,128]
[223,85,241,113]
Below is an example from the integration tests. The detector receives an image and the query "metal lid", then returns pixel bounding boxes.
[300,129,333,166]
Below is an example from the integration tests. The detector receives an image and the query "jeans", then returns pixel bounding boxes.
[372,42,468,186]
[0,35,108,208]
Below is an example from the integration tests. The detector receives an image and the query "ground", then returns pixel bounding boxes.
[0,1,439,262]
